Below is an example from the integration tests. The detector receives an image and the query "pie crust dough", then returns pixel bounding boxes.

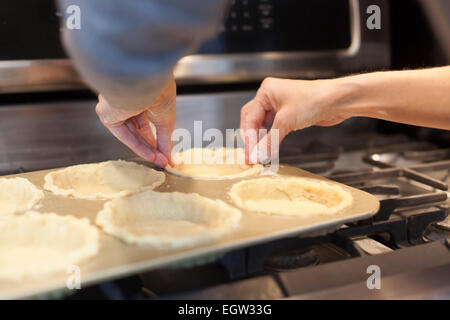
[96,190,242,249]
[44,160,165,200]
[229,177,353,217]
[0,177,44,215]
[166,148,262,180]
[0,211,99,282]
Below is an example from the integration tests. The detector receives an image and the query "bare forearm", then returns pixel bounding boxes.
[335,67,450,129]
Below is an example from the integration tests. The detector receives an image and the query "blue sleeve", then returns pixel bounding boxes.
[57,0,227,110]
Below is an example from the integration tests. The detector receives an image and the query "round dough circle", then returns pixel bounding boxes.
[166,148,262,180]
[229,177,353,217]
[0,177,44,215]
[0,211,99,282]
[44,160,165,200]
[96,190,242,249]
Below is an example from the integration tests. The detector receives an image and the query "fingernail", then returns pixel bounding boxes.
[145,151,156,163]
[249,147,269,164]
[154,153,168,168]
[249,147,258,164]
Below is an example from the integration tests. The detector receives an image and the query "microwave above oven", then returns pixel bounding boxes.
[0,0,390,93]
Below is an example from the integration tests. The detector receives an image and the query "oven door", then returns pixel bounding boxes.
[0,0,390,93]
[176,0,391,84]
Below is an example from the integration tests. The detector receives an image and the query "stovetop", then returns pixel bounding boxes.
[66,132,450,300]
[1,92,448,299]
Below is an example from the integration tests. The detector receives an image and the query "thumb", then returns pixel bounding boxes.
[249,112,290,164]
[147,105,176,166]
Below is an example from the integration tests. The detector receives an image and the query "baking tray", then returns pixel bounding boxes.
[0,161,379,299]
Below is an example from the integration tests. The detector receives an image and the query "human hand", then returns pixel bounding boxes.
[240,77,351,163]
[96,77,176,167]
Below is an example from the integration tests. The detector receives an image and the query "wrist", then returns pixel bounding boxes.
[332,72,386,118]
[318,76,363,118]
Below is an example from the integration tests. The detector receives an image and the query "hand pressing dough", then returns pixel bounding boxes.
[0,177,44,215]
[0,211,99,282]
[166,147,262,180]
[229,177,353,217]
[44,160,165,200]
[96,190,242,249]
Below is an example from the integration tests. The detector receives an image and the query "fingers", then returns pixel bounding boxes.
[240,97,274,163]
[130,112,157,148]
[107,122,169,167]
[145,77,177,167]
[249,112,290,164]
[153,119,175,167]
[96,86,176,168]
[263,110,276,128]
[147,102,176,167]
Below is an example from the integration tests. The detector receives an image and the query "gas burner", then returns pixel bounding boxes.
[366,141,435,157]
[294,161,335,174]
[331,166,448,190]
[279,140,338,174]
[264,247,319,272]
[434,215,450,232]
[365,151,450,169]
[330,167,448,229]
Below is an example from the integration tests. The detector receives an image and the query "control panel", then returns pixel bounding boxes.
[198,0,352,54]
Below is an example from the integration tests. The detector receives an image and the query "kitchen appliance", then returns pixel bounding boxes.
[0,0,390,93]
[0,92,449,300]
[0,0,448,299]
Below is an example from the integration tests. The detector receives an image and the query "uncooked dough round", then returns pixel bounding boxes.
[44,160,165,200]
[229,177,353,217]
[0,211,99,282]
[166,148,262,180]
[0,177,44,215]
[96,190,242,249]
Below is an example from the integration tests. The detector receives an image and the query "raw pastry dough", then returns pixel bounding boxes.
[0,211,99,282]
[96,190,242,248]
[44,160,165,200]
[166,147,262,180]
[229,177,353,217]
[0,177,44,215]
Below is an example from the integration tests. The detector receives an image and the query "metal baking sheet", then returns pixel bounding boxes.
[0,161,379,299]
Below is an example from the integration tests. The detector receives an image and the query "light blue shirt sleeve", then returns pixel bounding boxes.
[57,0,227,110]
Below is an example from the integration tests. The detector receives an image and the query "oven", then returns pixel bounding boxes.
[0,0,390,93]
[0,0,449,300]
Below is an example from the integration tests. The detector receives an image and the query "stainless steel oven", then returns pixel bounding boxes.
[0,0,390,93]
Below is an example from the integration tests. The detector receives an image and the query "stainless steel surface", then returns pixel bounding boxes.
[0,164,379,299]
[164,241,450,300]
[419,0,450,61]
[282,240,450,299]
[174,0,375,84]
[292,264,450,299]
[166,275,286,300]
[0,91,251,173]
[0,0,390,93]
[0,59,84,94]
